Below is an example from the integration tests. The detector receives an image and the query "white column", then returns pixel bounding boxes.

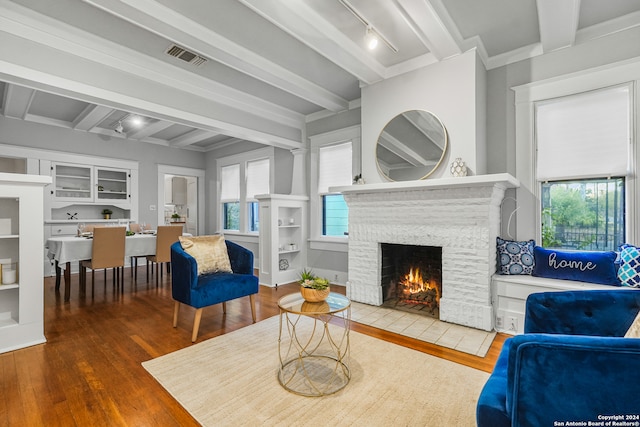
[290,148,308,196]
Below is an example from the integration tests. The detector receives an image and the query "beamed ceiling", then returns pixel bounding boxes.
[1,0,639,151]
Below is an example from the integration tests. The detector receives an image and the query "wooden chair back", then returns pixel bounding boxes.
[152,225,183,263]
[91,227,126,269]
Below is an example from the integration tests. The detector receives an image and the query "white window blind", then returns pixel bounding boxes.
[220,164,240,201]
[536,85,630,181]
[318,142,352,193]
[246,158,269,200]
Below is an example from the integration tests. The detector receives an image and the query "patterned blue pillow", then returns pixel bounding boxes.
[618,244,640,287]
[496,237,535,275]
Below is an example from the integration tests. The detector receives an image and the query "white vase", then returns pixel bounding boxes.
[450,158,467,177]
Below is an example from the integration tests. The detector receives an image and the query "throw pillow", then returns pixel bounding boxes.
[496,237,535,275]
[179,235,232,275]
[625,310,640,338]
[617,244,640,288]
[532,246,620,286]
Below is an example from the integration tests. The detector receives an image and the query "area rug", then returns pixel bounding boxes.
[142,316,488,426]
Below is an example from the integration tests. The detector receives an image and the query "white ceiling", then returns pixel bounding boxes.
[1,0,639,151]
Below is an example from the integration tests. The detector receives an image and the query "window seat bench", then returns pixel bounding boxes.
[491,274,630,334]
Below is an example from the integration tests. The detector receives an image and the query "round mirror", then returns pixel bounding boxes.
[375,110,448,181]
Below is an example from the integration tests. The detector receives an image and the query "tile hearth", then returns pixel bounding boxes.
[350,302,496,357]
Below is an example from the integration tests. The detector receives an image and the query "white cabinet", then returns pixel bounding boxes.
[96,167,129,202]
[52,163,92,200]
[256,194,308,287]
[171,177,187,205]
[51,163,130,206]
[0,172,51,354]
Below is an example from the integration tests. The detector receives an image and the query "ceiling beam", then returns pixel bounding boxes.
[169,129,218,148]
[73,104,114,131]
[3,83,35,119]
[0,2,304,149]
[536,0,581,53]
[238,0,387,85]
[394,0,461,61]
[85,0,349,112]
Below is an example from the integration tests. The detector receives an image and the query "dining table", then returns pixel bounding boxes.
[46,233,157,301]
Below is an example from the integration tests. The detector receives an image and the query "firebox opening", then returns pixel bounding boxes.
[380,243,442,319]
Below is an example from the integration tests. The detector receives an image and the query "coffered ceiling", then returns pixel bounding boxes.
[1,0,639,151]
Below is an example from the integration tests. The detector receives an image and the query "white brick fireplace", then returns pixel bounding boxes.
[335,174,519,331]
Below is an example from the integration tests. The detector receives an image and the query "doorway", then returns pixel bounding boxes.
[157,165,205,236]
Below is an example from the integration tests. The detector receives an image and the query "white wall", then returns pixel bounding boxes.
[361,49,486,184]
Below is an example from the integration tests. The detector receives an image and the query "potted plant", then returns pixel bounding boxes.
[171,213,181,222]
[298,268,330,302]
[101,208,113,219]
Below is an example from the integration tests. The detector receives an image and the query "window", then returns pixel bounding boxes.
[536,85,631,251]
[541,178,625,250]
[309,126,360,249]
[318,142,352,237]
[217,148,273,234]
[246,158,270,232]
[220,164,240,231]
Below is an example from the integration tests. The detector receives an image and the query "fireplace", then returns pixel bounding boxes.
[335,174,519,331]
[381,243,442,319]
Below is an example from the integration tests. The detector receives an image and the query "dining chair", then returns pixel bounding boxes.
[128,223,141,277]
[145,225,183,285]
[79,226,126,289]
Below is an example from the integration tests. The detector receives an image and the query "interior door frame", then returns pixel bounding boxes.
[157,165,205,236]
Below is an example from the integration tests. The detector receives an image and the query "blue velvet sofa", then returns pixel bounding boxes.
[477,289,640,427]
[170,240,259,342]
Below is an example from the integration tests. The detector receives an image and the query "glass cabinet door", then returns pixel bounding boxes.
[96,168,128,201]
[52,164,92,200]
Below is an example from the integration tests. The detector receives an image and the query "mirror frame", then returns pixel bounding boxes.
[375,110,448,182]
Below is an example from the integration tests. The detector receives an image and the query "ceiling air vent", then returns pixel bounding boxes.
[165,44,207,67]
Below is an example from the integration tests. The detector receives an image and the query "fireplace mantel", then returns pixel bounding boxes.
[338,173,520,331]
[332,173,519,195]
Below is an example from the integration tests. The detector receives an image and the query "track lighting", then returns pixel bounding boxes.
[365,26,379,50]
[114,120,125,135]
[339,0,398,53]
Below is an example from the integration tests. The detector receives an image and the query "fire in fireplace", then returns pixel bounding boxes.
[381,243,442,318]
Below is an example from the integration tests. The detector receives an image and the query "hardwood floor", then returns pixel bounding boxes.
[0,267,506,426]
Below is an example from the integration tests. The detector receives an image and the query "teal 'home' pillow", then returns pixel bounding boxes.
[532,246,620,286]
[618,244,640,288]
[496,237,535,275]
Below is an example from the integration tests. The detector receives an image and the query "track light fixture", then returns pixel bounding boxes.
[339,0,398,53]
[114,120,125,135]
[364,26,379,50]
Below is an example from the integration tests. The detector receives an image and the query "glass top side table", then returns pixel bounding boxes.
[277,292,351,397]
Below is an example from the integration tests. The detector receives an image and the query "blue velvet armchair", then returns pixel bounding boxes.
[477,289,640,427]
[170,240,259,342]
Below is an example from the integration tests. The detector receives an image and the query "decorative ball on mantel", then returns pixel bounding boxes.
[450,157,468,177]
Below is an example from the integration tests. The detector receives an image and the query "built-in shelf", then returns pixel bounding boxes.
[256,194,308,287]
[0,172,50,354]
[0,318,17,328]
